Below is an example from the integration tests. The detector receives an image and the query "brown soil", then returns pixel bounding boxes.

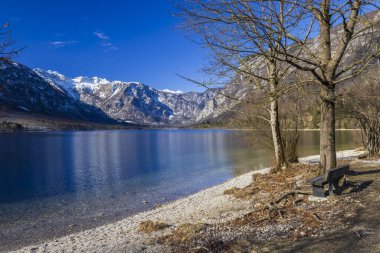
[264,162,380,253]
[159,162,380,253]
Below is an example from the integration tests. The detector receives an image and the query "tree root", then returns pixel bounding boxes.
[270,190,312,206]
[312,212,323,223]
[250,190,313,222]
[191,246,211,252]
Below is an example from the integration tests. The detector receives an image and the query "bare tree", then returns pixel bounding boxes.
[264,1,380,171]
[177,0,305,168]
[339,65,380,157]
[0,22,19,59]
[179,0,380,172]
[240,84,304,164]
[181,0,380,169]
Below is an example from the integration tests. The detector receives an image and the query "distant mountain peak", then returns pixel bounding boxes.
[73,76,109,85]
[160,89,184,94]
[34,69,187,95]
[30,67,232,125]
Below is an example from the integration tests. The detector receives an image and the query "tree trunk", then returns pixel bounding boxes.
[316,0,336,173]
[269,79,286,169]
[320,85,336,172]
[367,125,380,157]
[270,98,286,168]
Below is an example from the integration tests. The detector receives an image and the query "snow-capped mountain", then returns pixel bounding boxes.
[31,68,237,125]
[0,58,240,126]
[0,53,248,127]
[0,60,114,123]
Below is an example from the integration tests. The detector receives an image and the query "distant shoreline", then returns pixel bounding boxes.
[0,122,362,132]
[190,128,361,131]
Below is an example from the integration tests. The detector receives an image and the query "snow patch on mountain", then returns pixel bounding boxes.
[34,69,79,99]
[160,89,184,94]
[32,68,238,125]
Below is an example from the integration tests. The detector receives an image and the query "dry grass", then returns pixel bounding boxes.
[224,164,320,200]
[137,220,170,233]
[223,185,258,199]
[226,162,377,231]
[160,223,208,245]
[233,164,324,228]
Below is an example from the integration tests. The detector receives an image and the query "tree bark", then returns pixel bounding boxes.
[317,0,336,172]
[320,85,336,172]
[367,125,380,157]
[269,79,286,169]
[270,98,285,168]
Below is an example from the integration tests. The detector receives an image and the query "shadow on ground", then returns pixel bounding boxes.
[265,165,380,253]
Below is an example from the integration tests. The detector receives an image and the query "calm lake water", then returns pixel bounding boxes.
[0,129,360,251]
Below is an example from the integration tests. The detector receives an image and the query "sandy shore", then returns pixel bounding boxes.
[10,149,365,253]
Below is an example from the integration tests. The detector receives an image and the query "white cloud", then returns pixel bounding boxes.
[94,32,109,40]
[94,31,117,52]
[49,40,77,48]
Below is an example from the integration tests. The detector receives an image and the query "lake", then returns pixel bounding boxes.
[0,129,360,251]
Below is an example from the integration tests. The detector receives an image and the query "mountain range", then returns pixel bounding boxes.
[0,59,242,129]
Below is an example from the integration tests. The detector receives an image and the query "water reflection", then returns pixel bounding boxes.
[0,130,233,203]
[0,130,360,205]
[298,130,361,156]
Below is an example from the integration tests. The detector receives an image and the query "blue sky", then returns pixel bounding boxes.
[3,0,208,92]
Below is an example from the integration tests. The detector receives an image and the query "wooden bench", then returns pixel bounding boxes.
[307,165,350,197]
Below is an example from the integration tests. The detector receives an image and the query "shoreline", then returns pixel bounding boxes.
[9,149,366,253]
